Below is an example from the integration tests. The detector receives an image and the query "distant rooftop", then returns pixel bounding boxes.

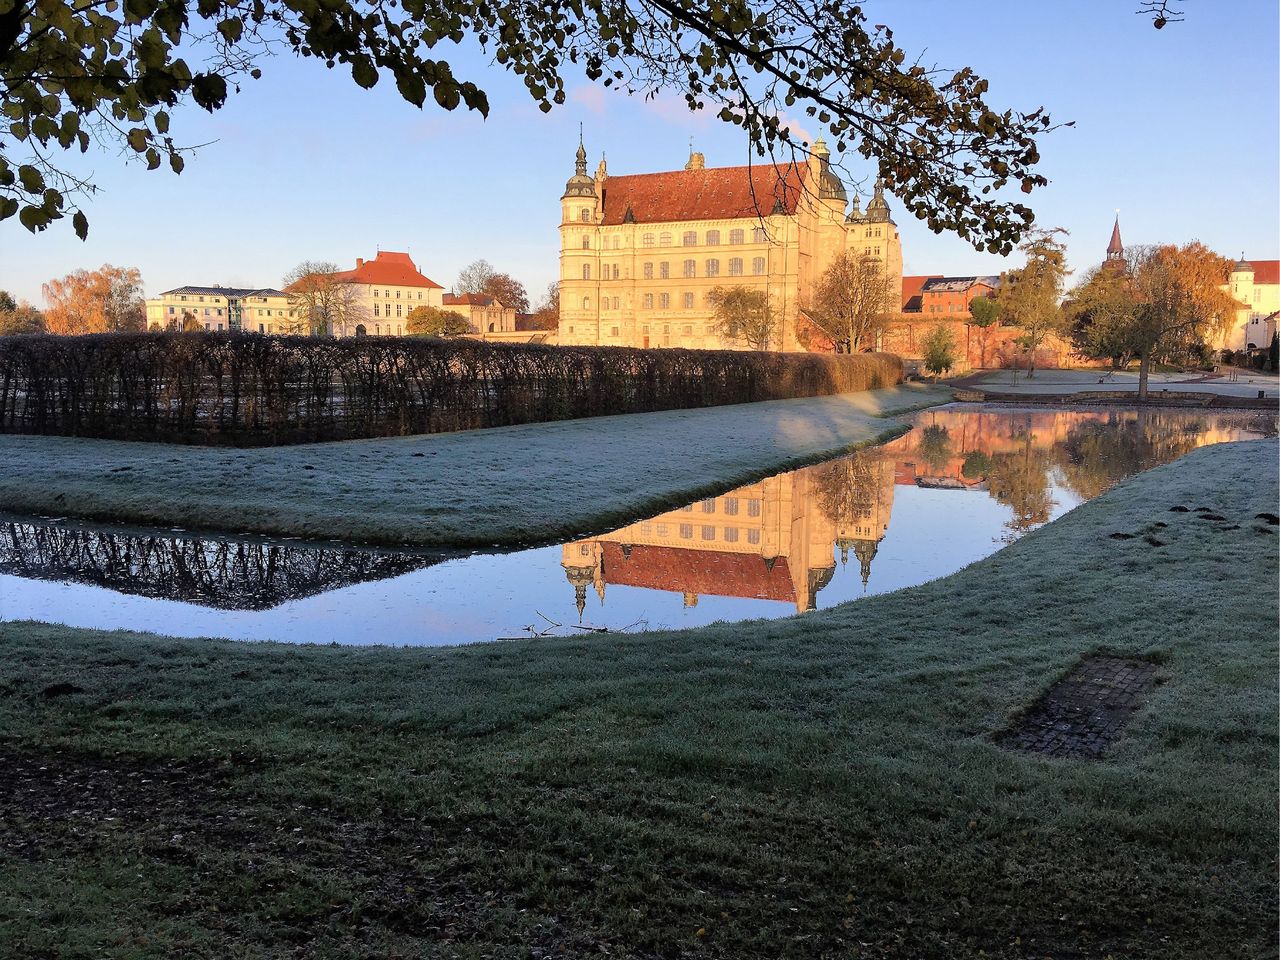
[156,285,289,299]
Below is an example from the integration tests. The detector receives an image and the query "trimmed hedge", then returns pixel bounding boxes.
[0,333,903,446]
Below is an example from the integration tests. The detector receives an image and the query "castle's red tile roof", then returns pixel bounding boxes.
[334,251,442,288]
[600,164,811,225]
[599,542,795,603]
[1247,259,1279,285]
[443,293,496,307]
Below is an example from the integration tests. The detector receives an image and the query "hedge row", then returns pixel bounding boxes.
[0,333,903,446]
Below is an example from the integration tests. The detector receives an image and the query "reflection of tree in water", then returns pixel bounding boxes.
[917,424,954,475]
[1054,411,1209,501]
[0,521,437,610]
[811,449,885,527]
[986,433,1054,537]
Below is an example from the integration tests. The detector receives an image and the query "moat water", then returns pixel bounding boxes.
[0,406,1272,646]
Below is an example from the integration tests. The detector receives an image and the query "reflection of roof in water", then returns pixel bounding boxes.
[0,521,438,610]
[600,542,796,603]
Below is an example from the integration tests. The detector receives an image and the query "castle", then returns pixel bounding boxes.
[557,138,903,351]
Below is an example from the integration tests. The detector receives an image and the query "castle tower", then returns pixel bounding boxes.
[845,177,904,328]
[560,133,603,345]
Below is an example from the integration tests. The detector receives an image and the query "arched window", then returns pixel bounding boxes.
[729,228,744,244]
[580,208,590,222]
[488,322,495,332]
[706,230,720,245]
[682,231,697,246]
[583,263,591,280]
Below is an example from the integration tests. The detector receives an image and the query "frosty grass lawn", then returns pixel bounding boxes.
[0,383,948,548]
[1,439,1276,959]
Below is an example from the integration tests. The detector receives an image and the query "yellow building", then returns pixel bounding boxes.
[561,452,895,616]
[442,293,518,335]
[1225,257,1279,352]
[145,285,296,332]
[323,250,445,337]
[557,139,902,351]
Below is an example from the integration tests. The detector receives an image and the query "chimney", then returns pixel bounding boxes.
[356,258,365,268]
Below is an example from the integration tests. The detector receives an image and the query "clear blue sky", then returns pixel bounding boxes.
[2,0,1277,306]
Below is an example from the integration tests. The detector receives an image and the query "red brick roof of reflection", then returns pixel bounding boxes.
[1246,259,1279,285]
[333,251,442,288]
[599,542,796,603]
[600,164,811,225]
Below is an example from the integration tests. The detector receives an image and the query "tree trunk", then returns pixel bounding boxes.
[1138,348,1151,402]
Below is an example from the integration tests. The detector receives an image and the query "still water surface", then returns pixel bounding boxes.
[1,406,1272,646]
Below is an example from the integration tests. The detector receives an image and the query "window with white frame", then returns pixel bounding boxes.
[682,230,697,246]
[706,259,720,277]
[752,257,766,275]
[683,259,696,278]
[729,258,743,276]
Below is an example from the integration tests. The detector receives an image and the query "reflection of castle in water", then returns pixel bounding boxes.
[563,408,1266,615]
[563,455,896,615]
[0,520,436,610]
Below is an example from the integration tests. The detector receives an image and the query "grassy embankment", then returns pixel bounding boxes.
[0,384,948,548]
[1,439,1276,959]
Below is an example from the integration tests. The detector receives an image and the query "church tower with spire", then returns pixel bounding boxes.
[1103,213,1125,273]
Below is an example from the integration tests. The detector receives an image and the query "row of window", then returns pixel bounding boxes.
[372,303,406,317]
[579,291,740,312]
[576,227,770,250]
[372,289,426,300]
[926,304,965,313]
[582,257,767,281]
[637,521,763,544]
[170,306,284,317]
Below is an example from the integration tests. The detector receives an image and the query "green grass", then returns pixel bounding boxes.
[0,439,1275,959]
[0,384,949,548]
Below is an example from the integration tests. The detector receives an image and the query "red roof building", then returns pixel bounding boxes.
[333,251,442,289]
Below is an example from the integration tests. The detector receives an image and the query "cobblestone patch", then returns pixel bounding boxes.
[998,656,1161,759]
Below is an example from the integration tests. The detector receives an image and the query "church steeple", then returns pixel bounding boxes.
[1106,213,1123,262]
